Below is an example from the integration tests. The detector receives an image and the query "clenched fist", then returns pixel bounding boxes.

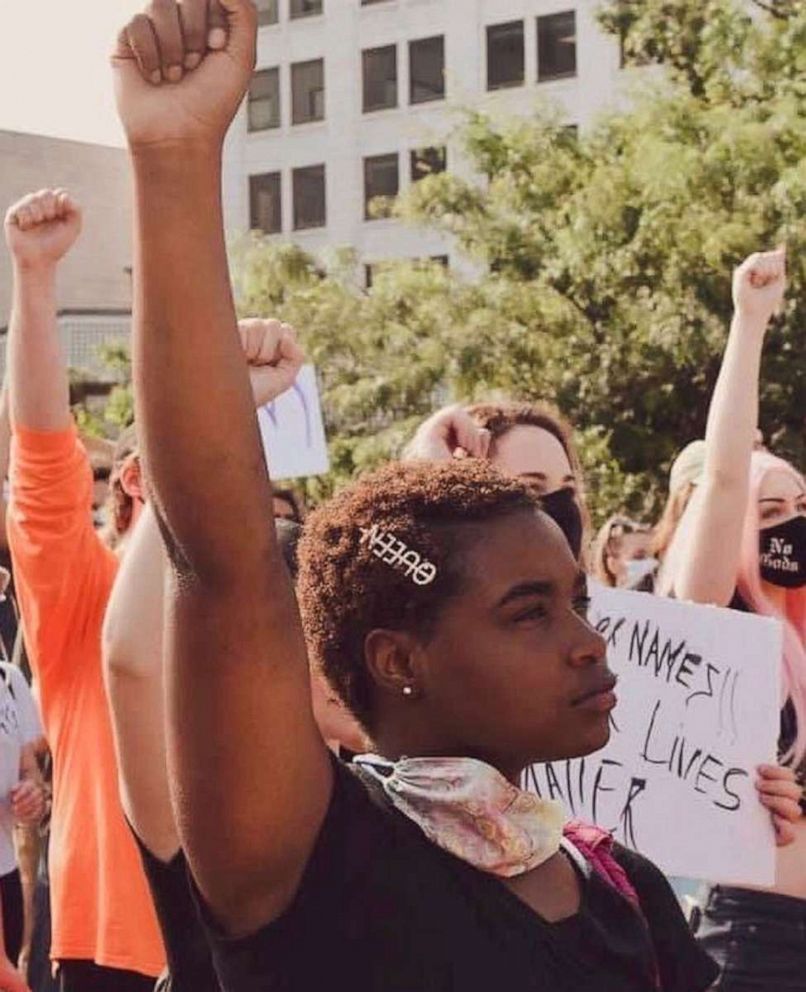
[4,190,82,271]
[10,779,46,828]
[732,248,786,325]
[239,318,305,409]
[404,405,491,462]
[112,0,258,150]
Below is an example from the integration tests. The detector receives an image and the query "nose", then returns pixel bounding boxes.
[568,616,607,669]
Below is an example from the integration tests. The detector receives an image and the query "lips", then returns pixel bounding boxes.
[572,672,618,707]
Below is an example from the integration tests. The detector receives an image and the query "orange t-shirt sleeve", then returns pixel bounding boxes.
[7,423,116,682]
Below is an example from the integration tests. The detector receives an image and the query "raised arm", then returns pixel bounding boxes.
[3,193,114,681]
[103,319,308,864]
[4,192,80,433]
[667,250,786,605]
[0,389,11,553]
[103,503,174,860]
[113,0,331,934]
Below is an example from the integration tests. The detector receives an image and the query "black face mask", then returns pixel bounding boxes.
[539,488,583,561]
[759,516,805,589]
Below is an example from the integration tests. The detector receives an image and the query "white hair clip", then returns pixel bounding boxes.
[359,524,437,587]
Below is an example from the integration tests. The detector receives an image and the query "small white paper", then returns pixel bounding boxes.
[257,365,330,481]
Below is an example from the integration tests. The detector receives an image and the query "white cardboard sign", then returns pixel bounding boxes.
[258,365,330,481]
[525,584,782,886]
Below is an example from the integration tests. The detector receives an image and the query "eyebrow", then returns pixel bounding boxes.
[496,581,554,609]
[496,572,587,609]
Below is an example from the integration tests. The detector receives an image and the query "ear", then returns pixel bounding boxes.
[118,454,144,502]
[364,628,425,700]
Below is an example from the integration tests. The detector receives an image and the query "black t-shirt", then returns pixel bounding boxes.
[131,832,220,992]
[197,760,717,992]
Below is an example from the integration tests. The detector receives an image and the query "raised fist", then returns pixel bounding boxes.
[112,0,258,150]
[732,248,786,325]
[239,318,305,409]
[4,190,82,270]
[403,405,491,462]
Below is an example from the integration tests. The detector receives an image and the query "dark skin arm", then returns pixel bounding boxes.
[113,0,331,935]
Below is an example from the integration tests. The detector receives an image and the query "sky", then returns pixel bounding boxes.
[0,0,145,148]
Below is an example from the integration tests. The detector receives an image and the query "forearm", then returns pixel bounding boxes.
[0,388,10,553]
[673,311,766,603]
[8,266,70,432]
[702,311,765,489]
[131,147,274,582]
[14,825,39,959]
[0,387,11,483]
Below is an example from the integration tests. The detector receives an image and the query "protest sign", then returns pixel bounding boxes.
[258,365,330,480]
[525,584,782,886]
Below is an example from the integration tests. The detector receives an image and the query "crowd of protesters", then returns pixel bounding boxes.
[0,2,801,991]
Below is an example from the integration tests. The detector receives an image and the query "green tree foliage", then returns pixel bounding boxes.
[83,0,804,525]
[397,0,804,520]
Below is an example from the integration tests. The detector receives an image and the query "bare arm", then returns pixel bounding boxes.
[0,389,10,555]
[13,823,40,982]
[103,503,176,861]
[3,192,81,433]
[114,0,331,935]
[668,250,786,605]
[103,321,304,864]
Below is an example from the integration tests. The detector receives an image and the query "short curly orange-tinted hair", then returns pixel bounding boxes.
[297,460,539,731]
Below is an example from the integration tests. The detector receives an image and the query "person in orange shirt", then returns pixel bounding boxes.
[3,189,165,992]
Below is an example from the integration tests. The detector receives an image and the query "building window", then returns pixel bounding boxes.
[409,36,445,104]
[363,45,397,112]
[248,68,281,131]
[293,165,326,229]
[291,59,325,124]
[365,264,375,289]
[486,21,524,90]
[362,0,390,4]
[249,173,282,234]
[431,255,449,268]
[410,146,446,182]
[290,0,323,18]
[256,0,278,25]
[537,11,577,81]
[364,154,399,220]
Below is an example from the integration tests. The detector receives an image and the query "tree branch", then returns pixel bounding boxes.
[749,0,790,20]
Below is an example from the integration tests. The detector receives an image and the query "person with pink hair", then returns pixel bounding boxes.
[657,248,805,991]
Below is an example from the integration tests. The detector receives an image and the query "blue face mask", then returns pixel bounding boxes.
[539,488,583,561]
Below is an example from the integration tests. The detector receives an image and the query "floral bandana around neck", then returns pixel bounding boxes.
[354,754,567,877]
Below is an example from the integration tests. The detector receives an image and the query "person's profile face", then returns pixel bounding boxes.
[619,530,652,563]
[757,468,805,530]
[414,510,612,770]
[489,425,577,498]
[273,495,298,522]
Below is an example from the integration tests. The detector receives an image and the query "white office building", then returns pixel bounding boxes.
[222,0,628,282]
